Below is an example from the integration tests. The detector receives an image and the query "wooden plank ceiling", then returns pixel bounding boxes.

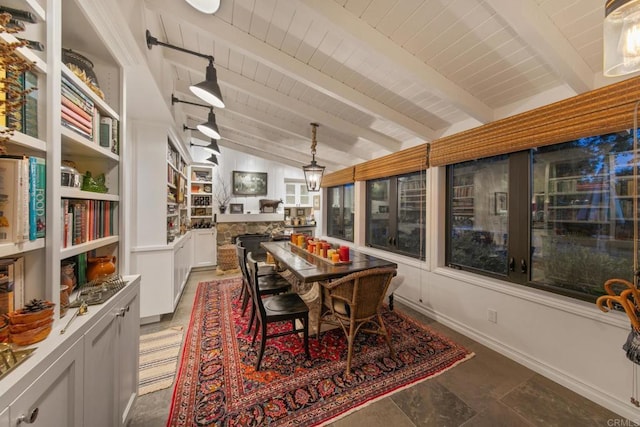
[141,0,617,172]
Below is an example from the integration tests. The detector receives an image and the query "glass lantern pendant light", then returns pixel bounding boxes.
[604,0,640,76]
[302,123,325,192]
[185,0,220,14]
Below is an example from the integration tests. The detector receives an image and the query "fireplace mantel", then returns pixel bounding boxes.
[216,213,285,245]
[217,213,284,223]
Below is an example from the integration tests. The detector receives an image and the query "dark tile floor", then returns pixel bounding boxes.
[128,269,627,427]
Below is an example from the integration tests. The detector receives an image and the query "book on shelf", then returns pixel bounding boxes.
[61,199,117,247]
[26,156,45,240]
[99,116,112,148]
[0,256,23,314]
[0,157,26,244]
[0,258,14,315]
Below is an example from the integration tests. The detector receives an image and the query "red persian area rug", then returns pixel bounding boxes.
[167,277,474,426]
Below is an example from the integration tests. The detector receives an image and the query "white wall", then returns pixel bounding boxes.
[191,144,306,214]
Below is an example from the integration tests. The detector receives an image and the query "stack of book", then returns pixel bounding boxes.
[61,199,117,248]
[0,156,45,244]
[61,74,95,140]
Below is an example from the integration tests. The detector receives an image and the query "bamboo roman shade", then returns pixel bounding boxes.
[354,143,428,181]
[430,75,640,166]
[320,166,354,188]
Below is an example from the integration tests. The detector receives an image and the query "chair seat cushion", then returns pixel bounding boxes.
[257,275,290,293]
[264,293,308,315]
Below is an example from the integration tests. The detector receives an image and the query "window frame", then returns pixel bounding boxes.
[365,172,426,260]
[326,183,354,242]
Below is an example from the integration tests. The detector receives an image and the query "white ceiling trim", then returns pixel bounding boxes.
[484,0,594,94]
[296,0,494,125]
[144,0,436,141]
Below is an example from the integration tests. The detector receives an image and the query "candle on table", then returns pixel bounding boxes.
[339,245,349,261]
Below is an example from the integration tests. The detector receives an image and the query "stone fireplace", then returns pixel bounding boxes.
[216,213,285,245]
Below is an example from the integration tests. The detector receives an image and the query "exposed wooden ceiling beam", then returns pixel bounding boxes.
[176,104,350,170]
[295,0,494,124]
[144,0,436,141]
[173,82,372,162]
[162,49,399,153]
[484,0,593,94]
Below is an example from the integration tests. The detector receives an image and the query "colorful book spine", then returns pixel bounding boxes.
[28,157,36,240]
[0,258,15,315]
[0,158,21,243]
[34,157,45,238]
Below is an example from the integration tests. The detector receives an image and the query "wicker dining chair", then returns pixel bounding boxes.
[317,267,397,376]
[246,251,310,371]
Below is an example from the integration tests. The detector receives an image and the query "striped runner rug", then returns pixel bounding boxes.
[138,326,184,396]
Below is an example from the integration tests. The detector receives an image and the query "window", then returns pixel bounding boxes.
[446,129,638,302]
[366,172,426,259]
[327,184,354,241]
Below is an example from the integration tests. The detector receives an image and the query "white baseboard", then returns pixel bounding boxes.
[394,295,638,422]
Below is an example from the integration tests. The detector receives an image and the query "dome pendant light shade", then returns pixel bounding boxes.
[302,123,325,192]
[205,154,219,165]
[203,138,220,155]
[190,60,225,108]
[197,110,221,139]
[604,0,640,76]
[185,0,220,14]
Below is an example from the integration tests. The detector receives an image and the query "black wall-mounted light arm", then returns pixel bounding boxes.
[146,30,213,62]
[184,124,221,155]
[172,94,209,109]
[147,30,225,108]
[173,94,221,139]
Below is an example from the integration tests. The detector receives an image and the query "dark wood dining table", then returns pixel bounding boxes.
[260,240,397,284]
[260,240,398,334]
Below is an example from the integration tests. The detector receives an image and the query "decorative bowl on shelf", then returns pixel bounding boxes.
[10,323,52,346]
[9,317,53,334]
[7,301,55,325]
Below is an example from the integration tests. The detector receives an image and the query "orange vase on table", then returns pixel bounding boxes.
[86,255,116,281]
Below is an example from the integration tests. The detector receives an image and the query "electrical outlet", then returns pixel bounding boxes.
[488,309,497,323]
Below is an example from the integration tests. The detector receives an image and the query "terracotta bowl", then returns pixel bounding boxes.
[9,317,53,334]
[10,323,52,346]
[8,303,55,325]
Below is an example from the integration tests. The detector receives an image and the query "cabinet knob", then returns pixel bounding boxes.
[17,407,39,424]
[116,307,127,317]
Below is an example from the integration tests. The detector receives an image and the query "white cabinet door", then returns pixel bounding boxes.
[84,284,141,427]
[10,339,84,427]
[83,304,119,427]
[193,229,216,267]
[117,288,140,426]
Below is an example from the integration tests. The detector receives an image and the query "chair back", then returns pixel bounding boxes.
[246,252,267,319]
[326,267,396,320]
[236,242,250,286]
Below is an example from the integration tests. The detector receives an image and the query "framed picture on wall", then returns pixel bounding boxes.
[313,195,320,210]
[494,192,508,215]
[284,208,291,217]
[296,208,305,216]
[232,171,268,195]
[230,203,244,214]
